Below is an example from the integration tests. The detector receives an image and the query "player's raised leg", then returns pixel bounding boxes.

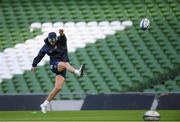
[58,62,85,77]
[40,75,65,113]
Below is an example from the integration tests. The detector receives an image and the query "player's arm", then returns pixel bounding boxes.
[31,46,46,73]
[59,29,67,43]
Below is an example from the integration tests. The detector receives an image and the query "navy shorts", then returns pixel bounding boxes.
[50,62,66,78]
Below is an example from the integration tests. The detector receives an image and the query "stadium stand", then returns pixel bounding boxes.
[0,0,179,99]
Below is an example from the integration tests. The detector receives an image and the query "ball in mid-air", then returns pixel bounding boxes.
[140,18,150,30]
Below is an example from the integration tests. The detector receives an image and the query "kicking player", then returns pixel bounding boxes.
[31,29,85,113]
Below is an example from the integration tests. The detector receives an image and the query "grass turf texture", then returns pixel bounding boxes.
[0,110,179,122]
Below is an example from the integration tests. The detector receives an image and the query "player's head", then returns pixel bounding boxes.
[48,32,57,46]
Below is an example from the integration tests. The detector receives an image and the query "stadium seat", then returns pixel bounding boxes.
[1,79,16,93]
[23,71,42,93]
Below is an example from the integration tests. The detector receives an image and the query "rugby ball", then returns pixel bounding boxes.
[143,110,160,121]
[140,18,150,30]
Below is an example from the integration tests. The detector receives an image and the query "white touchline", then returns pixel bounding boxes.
[0,20,133,83]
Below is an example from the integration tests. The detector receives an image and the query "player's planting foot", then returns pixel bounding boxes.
[40,103,47,114]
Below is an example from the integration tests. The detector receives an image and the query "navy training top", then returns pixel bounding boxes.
[32,35,69,67]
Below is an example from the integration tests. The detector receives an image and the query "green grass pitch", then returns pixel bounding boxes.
[0,110,179,122]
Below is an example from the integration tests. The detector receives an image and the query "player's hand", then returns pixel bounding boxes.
[59,29,64,36]
[31,66,36,73]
